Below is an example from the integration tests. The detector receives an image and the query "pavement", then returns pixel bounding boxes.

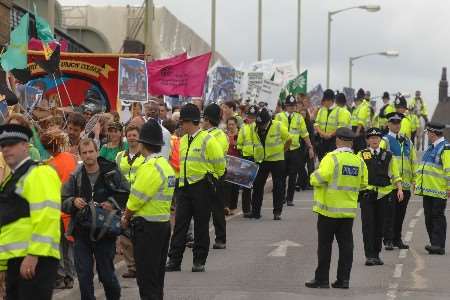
[54,189,450,300]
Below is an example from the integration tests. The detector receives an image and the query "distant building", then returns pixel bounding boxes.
[433,67,450,140]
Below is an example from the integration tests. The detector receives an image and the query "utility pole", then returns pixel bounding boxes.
[257,0,262,61]
[296,0,302,73]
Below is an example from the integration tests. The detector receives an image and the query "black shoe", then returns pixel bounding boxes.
[192,263,205,272]
[243,212,253,218]
[384,241,394,251]
[425,245,445,255]
[394,240,409,249]
[273,214,282,221]
[374,257,384,265]
[213,242,226,249]
[365,258,377,266]
[286,202,295,207]
[165,261,181,272]
[251,213,261,219]
[331,280,349,289]
[305,279,330,289]
[295,185,301,192]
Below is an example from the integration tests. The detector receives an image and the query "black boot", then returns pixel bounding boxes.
[305,279,330,288]
[394,240,409,249]
[331,280,349,289]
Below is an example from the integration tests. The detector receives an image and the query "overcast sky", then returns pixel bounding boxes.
[58,0,450,114]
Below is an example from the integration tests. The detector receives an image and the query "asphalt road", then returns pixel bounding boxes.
[54,190,450,300]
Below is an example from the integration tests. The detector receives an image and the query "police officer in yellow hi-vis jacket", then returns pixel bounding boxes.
[358,128,403,266]
[166,104,226,272]
[275,95,314,206]
[351,88,371,153]
[416,122,450,255]
[121,119,174,300]
[202,103,229,249]
[236,105,259,218]
[305,127,368,289]
[251,108,291,220]
[0,124,61,299]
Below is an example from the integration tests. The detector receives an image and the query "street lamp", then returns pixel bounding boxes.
[326,5,381,88]
[348,51,399,88]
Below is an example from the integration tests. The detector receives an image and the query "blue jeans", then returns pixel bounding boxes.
[74,236,121,300]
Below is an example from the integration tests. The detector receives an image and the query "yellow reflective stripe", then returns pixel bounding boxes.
[136,214,170,222]
[421,170,450,181]
[152,193,173,201]
[314,201,357,214]
[444,168,450,173]
[29,200,60,211]
[31,234,59,251]
[0,242,28,253]
[313,173,326,185]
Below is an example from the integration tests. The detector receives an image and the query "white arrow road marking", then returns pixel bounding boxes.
[267,240,302,257]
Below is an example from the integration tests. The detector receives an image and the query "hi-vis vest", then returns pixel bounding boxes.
[237,122,255,158]
[179,130,226,187]
[275,112,308,150]
[351,100,371,128]
[376,103,395,129]
[0,160,61,271]
[252,120,290,163]
[399,114,413,138]
[381,134,416,190]
[127,156,175,222]
[416,139,450,199]
[315,106,350,133]
[207,127,229,155]
[311,149,368,218]
[116,151,145,184]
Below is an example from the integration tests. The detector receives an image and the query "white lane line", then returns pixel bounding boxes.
[393,264,403,278]
[415,208,424,217]
[410,247,428,289]
[404,231,414,243]
[409,218,418,228]
[398,249,408,259]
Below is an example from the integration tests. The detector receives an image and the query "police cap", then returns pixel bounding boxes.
[285,95,297,106]
[386,112,404,123]
[0,124,32,146]
[366,127,383,138]
[336,127,355,141]
[426,122,445,134]
[394,96,407,108]
[138,119,164,146]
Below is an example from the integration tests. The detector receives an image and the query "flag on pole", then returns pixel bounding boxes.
[148,53,211,97]
[147,52,188,70]
[34,4,56,60]
[0,13,29,72]
[287,70,308,95]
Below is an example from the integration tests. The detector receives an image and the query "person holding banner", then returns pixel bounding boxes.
[202,103,229,250]
[166,104,226,272]
[251,108,291,220]
[236,105,259,218]
[275,95,314,206]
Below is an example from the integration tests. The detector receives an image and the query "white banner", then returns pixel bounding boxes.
[259,79,282,111]
[245,72,264,102]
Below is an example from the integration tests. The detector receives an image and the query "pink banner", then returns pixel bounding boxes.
[28,38,68,52]
[148,52,211,97]
[147,52,187,70]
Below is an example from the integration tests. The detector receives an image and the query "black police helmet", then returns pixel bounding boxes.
[203,103,222,124]
[180,103,201,122]
[138,119,164,146]
[256,108,271,126]
[323,89,335,101]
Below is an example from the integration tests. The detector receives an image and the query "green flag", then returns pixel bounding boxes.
[34,4,54,43]
[0,13,29,72]
[287,70,307,95]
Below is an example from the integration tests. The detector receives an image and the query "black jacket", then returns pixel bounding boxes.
[62,157,130,234]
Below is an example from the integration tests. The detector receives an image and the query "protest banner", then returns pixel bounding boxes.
[273,62,297,84]
[287,70,307,95]
[147,52,187,70]
[206,66,235,104]
[224,156,259,188]
[28,51,139,111]
[118,58,148,103]
[245,71,264,101]
[259,79,282,111]
[308,84,323,107]
[233,70,245,98]
[249,59,274,73]
[149,52,211,97]
[15,84,43,113]
[342,87,355,105]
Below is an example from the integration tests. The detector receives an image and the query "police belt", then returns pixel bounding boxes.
[0,160,37,227]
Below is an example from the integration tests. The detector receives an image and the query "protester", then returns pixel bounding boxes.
[224,117,240,215]
[99,121,127,162]
[66,112,87,156]
[143,100,171,159]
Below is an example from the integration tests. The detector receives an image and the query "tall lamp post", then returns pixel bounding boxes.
[296,0,302,73]
[349,51,399,88]
[257,0,262,61]
[326,5,381,88]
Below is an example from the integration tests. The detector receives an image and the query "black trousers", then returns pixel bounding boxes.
[316,137,336,161]
[224,182,239,210]
[211,178,226,243]
[314,214,354,282]
[283,148,301,204]
[251,160,285,217]
[240,156,254,214]
[168,179,212,265]
[297,148,314,189]
[6,256,58,300]
[360,191,388,258]
[384,190,411,242]
[132,219,171,300]
[423,196,447,249]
